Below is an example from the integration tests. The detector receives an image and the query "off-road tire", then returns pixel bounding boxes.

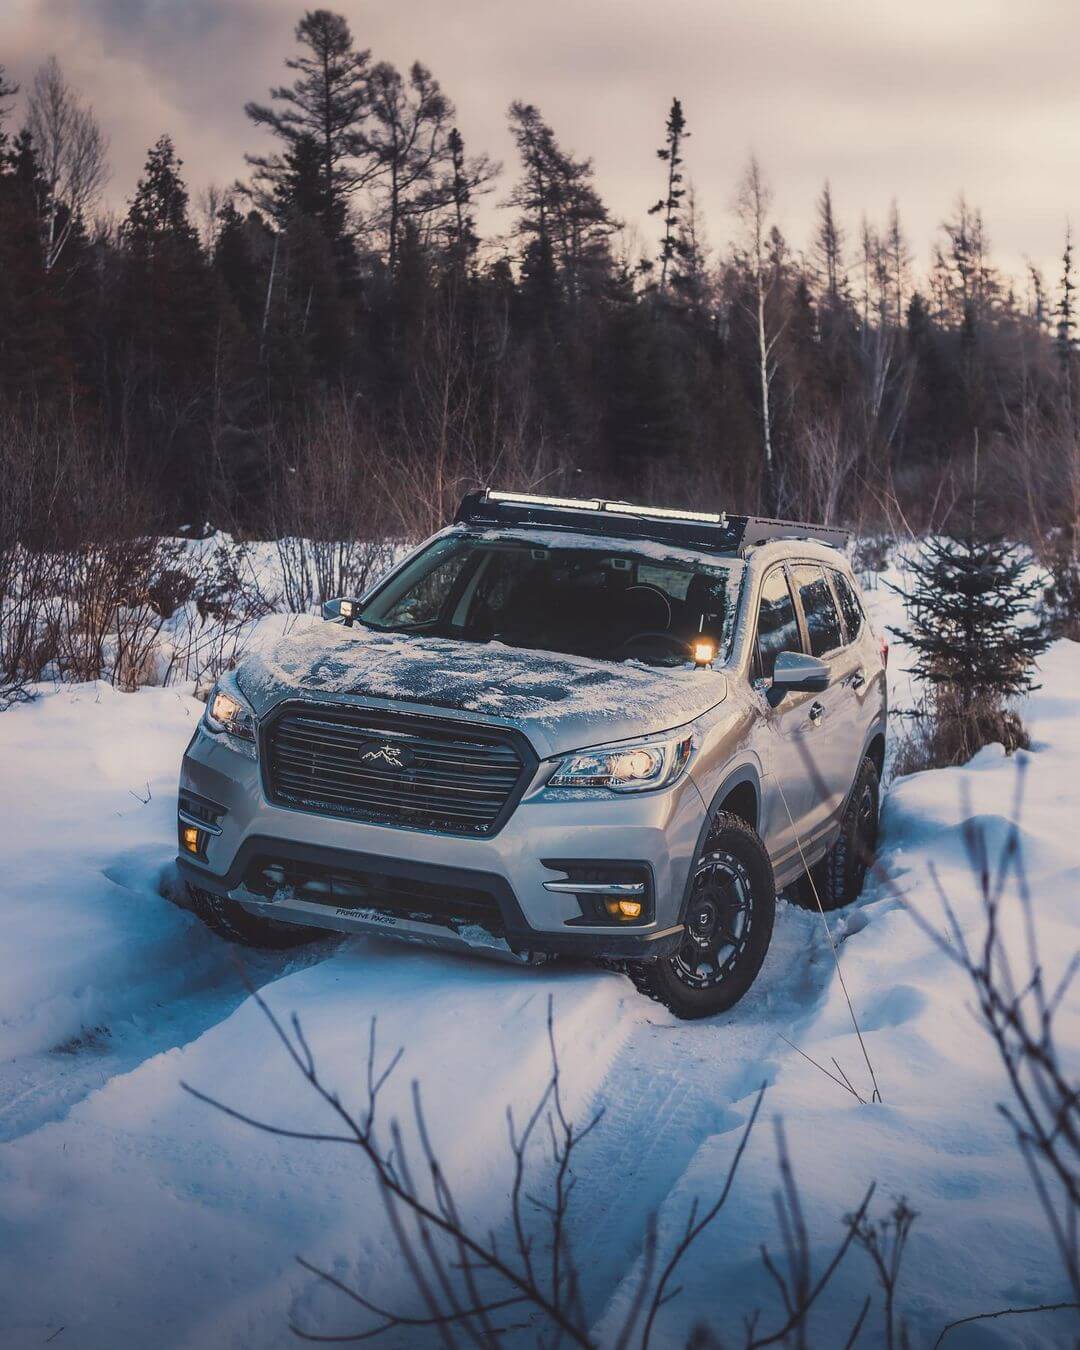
[626,811,776,1020]
[800,756,880,912]
[185,881,317,949]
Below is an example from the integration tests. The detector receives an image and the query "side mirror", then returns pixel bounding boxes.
[321,597,358,626]
[771,650,829,695]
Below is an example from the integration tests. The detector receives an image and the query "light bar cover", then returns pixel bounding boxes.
[604,501,724,524]
[487,490,602,511]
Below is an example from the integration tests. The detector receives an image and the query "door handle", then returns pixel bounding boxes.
[808,701,825,725]
[849,671,865,691]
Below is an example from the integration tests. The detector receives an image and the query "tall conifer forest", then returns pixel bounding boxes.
[2,10,1079,546]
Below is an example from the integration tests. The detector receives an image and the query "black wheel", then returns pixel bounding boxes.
[627,812,776,1019]
[801,756,880,912]
[185,882,318,950]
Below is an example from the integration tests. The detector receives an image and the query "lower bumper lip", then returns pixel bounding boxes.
[232,889,543,963]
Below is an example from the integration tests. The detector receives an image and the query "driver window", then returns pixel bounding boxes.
[755,568,800,679]
[379,547,473,628]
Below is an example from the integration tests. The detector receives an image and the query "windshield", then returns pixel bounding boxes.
[357,531,744,667]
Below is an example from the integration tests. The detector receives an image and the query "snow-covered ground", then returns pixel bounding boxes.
[0,566,1077,1348]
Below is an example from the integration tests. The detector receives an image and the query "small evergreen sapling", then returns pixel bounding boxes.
[892,535,1050,764]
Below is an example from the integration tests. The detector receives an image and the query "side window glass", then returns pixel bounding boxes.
[832,570,864,641]
[792,564,843,657]
[755,568,800,679]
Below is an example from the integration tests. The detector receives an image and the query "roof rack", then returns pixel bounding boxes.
[454,490,849,556]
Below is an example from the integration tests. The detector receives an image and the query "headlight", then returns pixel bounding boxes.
[203,673,256,742]
[548,731,694,793]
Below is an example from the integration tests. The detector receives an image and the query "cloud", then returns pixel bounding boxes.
[3,0,1079,281]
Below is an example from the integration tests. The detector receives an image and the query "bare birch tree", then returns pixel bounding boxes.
[734,154,782,514]
[26,56,109,271]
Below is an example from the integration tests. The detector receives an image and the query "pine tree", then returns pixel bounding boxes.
[272,131,337,227]
[438,127,497,268]
[244,9,370,243]
[444,128,477,263]
[364,60,453,271]
[813,180,845,306]
[214,199,262,328]
[670,183,712,316]
[123,134,201,254]
[1056,223,1074,402]
[119,135,219,513]
[884,200,911,327]
[648,97,688,295]
[893,534,1050,761]
[0,126,74,401]
[0,66,17,168]
[506,102,617,304]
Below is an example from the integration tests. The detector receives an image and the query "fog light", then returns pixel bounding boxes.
[692,638,717,667]
[605,898,644,920]
[181,825,202,854]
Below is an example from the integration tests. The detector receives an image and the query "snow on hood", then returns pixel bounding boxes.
[236,614,727,758]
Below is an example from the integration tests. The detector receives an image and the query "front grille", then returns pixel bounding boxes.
[263,704,534,836]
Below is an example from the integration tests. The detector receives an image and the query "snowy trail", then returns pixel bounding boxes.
[0,936,337,1143]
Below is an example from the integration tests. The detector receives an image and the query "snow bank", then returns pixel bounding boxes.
[0,682,211,1063]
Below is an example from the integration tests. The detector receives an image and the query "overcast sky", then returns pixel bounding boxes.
[4,0,1079,288]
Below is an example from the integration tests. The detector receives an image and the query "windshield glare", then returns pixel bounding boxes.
[358,533,743,667]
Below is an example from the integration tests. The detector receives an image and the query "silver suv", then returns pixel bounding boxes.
[177,491,887,1018]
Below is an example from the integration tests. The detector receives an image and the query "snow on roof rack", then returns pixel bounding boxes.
[455,490,848,555]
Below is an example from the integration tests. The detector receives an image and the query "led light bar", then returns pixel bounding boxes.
[603,501,725,525]
[455,489,848,556]
[487,490,602,511]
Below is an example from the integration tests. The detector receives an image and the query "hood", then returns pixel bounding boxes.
[237,614,728,759]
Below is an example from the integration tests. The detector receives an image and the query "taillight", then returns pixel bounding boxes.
[880,635,889,668]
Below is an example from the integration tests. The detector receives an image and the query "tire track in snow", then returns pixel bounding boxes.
[0,863,341,1143]
[561,895,849,1331]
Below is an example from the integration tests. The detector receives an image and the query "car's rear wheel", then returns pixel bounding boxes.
[799,756,880,912]
[627,812,776,1019]
[185,882,319,949]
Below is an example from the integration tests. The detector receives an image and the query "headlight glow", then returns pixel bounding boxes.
[549,732,693,793]
[203,677,256,742]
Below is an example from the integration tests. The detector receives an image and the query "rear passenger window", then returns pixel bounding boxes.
[755,568,800,678]
[792,564,843,657]
[831,570,864,641]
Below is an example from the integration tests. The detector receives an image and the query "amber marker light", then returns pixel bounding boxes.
[181,825,201,854]
[606,898,644,920]
[692,638,717,667]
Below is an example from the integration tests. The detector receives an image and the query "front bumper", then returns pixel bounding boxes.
[176,720,707,961]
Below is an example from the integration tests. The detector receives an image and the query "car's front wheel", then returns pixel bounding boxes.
[626,812,776,1019]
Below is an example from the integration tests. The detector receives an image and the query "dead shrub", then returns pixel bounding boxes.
[892,693,1029,779]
